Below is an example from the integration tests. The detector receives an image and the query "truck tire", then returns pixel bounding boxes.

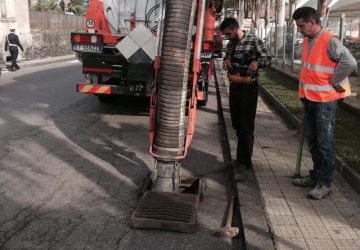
[197,80,209,107]
[97,95,112,103]
[153,0,195,159]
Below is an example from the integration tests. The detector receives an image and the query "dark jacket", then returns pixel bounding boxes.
[5,32,24,52]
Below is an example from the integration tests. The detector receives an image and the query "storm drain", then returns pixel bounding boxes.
[130,191,199,233]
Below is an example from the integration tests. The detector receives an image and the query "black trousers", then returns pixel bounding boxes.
[229,83,259,168]
[9,49,19,69]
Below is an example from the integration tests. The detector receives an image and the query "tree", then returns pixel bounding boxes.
[68,0,86,16]
[68,5,86,15]
[69,0,84,5]
[249,0,265,28]
[222,0,274,28]
[33,0,61,12]
[318,0,328,19]
[59,0,65,12]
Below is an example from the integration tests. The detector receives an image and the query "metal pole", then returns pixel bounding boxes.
[290,0,296,74]
[276,0,285,65]
[282,24,286,69]
[339,13,346,44]
[291,23,297,74]
[294,112,305,178]
[269,26,272,56]
[275,21,278,63]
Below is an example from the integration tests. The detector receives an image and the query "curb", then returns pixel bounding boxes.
[214,60,274,249]
[14,54,76,70]
[259,83,360,195]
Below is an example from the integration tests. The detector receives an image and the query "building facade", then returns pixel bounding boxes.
[0,0,32,60]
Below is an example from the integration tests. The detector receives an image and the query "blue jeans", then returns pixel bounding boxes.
[303,99,338,187]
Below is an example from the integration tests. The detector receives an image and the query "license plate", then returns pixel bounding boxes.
[72,44,102,53]
[201,52,212,59]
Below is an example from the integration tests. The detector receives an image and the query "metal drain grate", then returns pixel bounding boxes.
[130,191,199,233]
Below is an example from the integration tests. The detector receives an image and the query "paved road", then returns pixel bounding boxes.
[0,62,242,249]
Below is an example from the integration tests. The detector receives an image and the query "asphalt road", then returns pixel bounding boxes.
[0,61,242,249]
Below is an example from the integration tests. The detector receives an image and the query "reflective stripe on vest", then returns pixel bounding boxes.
[299,31,351,102]
[299,77,349,91]
[301,62,335,74]
[7,35,18,48]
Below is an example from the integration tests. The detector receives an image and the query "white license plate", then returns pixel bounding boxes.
[72,44,102,53]
[201,52,212,59]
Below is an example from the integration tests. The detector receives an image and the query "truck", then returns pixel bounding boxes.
[70,0,223,233]
[71,0,221,105]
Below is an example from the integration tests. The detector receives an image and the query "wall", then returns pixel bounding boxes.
[23,10,85,60]
[29,10,84,30]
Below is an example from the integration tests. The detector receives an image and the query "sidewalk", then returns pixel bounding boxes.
[215,59,360,249]
[3,54,76,71]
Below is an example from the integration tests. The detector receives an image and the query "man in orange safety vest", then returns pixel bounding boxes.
[292,7,357,199]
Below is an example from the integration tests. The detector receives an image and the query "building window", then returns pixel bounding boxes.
[0,0,6,18]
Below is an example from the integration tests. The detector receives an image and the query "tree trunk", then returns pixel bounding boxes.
[318,0,328,26]
[289,0,296,24]
[265,0,270,27]
[276,0,285,58]
[238,0,244,28]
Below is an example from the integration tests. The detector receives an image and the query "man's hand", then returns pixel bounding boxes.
[223,59,232,71]
[247,61,258,74]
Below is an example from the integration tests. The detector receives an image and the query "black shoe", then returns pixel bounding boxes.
[15,66,21,70]
[293,176,316,187]
[10,67,16,71]
[234,164,249,182]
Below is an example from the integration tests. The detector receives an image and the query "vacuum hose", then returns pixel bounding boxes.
[153,0,195,160]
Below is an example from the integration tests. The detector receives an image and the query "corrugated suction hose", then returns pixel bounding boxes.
[153,0,195,159]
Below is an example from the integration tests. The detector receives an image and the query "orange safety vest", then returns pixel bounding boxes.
[299,31,351,102]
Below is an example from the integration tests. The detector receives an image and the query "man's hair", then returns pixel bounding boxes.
[220,18,239,31]
[292,7,320,24]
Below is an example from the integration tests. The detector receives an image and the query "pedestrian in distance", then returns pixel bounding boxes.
[220,18,271,179]
[292,7,357,199]
[5,28,24,72]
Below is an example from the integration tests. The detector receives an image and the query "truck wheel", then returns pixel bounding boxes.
[197,81,209,107]
[97,95,112,103]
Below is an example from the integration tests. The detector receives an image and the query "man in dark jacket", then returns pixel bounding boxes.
[5,28,24,71]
